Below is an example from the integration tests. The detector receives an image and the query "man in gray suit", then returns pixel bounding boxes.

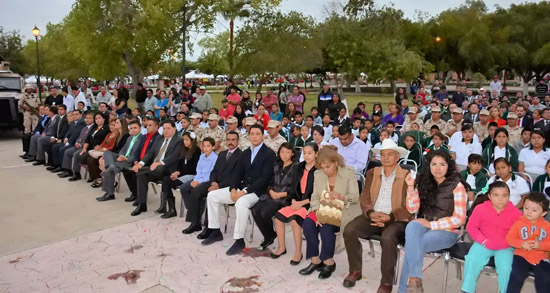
[34,104,69,166]
[131,120,183,216]
[25,106,59,163]
[97,120,143,201]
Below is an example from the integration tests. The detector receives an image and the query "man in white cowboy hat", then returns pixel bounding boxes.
[343,139,413,292]
[19,84,40,134]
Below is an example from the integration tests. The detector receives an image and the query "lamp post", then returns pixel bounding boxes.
[435,36,441,80]
[32,25,41,101]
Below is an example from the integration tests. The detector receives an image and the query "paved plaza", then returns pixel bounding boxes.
[0,136,535,292]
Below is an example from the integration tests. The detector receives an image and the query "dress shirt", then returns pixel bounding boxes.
[125,135,140,157]
[374,168,396,214]
[63,95,74,111]
[329,136,370,174]
[194,152,219,183]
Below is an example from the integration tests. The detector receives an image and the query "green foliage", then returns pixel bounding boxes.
[233,9,323,79]
[472,72,486,88]
[195,32,230,75]
[0,27,26,74]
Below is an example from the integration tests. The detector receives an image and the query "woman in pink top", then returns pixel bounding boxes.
[226,86,241,116]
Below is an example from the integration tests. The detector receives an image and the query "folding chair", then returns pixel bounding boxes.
[80,164,89,179]
[398,158,418,173]
[513,172,533,189]
[223,204,255,243]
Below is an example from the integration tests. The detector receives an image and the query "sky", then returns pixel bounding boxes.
[2,0,541,61]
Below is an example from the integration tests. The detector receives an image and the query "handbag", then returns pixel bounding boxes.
[88,150,104,159]
[316,180,344,227]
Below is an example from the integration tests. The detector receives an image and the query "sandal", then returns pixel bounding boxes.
[91,179,103,188]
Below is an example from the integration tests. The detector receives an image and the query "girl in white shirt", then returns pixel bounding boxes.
[518,129,550,178]
[487,157,530,207]
[449,124,482,168]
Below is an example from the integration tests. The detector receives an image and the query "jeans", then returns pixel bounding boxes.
[462,242,513,293]
[398,221,458,293]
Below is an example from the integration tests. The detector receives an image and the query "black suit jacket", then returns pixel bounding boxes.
[33,115,50,133]
[134,133,161,163]
[463,113,480,123]
[56,115,70,139]
[210,148,243,188]
[231,143,277,195]
[85,124,110,149]
[141,135,182,171]
[519,116,534,130]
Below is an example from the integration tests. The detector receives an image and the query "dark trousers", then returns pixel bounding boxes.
[52,143,70,166]
[122,168,138,195]
[181,181,211,224]
[161,176,183,204]
[251,198,284,240]
[87,156,101,180]
[22,133,32,153]
[343,215,407,284]
[136,166,169,204]
[507,255,550,293]
[303,217,340,261]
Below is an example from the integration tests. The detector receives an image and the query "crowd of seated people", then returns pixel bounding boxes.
[17,81,550,293]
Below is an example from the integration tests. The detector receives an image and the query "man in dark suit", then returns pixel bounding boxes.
[131,120,182,216]
[517,104,534,130]
[463,103,481,123]
[121,118,161,203]
[181,131,243,236]
[48,109,86,172]
[96,120,143,202]
[202,124,277,255]
[20,105,48,158]
[34,104,70,166]
[25,106,59,163]
[534,107,550,132]
[58,112,94,178]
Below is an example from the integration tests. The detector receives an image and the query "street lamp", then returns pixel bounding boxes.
[32,25,42,101]
[435,36,442,79]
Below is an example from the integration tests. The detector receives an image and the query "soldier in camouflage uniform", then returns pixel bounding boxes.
[503,112,522,146]
[424,106,447,135]
[239,117,256,150]
[442,108,464,136]
[188,113,204,142]
[474,109,491,141]
[203,114,226,153]
[19,85,40,134]
[264,120,287,153]
[220,116,239,150]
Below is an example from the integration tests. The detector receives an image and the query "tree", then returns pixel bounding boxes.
[217,0,250,79]
[64,0,183,98]
[22,23,89,81]
[0,27,26,74]
[233,9,323,92]
[195,32,230,75]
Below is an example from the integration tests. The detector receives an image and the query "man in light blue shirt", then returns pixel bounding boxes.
[330,124,369,176]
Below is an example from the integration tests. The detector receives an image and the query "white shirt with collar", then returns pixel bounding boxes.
[449,139,482,166]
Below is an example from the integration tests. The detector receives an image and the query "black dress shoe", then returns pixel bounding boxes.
[96,194,115,201]
[58,171,72,178]
[68,173,82,181]
[24,157,36,162]
[46,165,57,171]
[124,194,137,202]
[131,204,147,216]
[161,210,177,219]
[155,207,167,214]
[201,229,223,245]
[19,154,28,158]
[269,249,287,259]
[226,239,246,256]
[299,262,325,275]
[290,255,303,266]
[132,201,139,206]
[257,235,276,251]
[182,223,202,234]
[197,228,212,240]
[32,160,45,166]
[318,263,336,279]
[50,167,63,173]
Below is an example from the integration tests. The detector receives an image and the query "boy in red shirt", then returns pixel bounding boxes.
[506,192,550,293]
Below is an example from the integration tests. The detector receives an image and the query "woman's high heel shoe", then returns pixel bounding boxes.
[290,254,303,266]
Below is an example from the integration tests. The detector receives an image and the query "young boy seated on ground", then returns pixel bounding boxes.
[506,192,550,293]
[460,154,488,202]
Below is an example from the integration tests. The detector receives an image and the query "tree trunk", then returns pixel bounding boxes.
[354,79,361,93]
[122,50,143,100]
[229,17,234,80]
[389,79,397,95]
[180,4,187,80]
